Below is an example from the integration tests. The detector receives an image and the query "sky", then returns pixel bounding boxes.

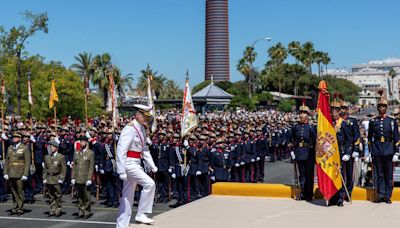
[1,0,400,88]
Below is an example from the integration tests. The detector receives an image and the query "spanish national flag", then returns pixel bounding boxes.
[49,80,59,109]
[315,81,342,201]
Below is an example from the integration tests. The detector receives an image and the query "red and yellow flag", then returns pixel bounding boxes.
[49,80,59,109]
[315,80,342,201]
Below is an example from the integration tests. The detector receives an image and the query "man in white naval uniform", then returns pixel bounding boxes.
[116,104,158,227]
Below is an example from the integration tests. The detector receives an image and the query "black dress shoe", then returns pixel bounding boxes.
[385,198,392,204]
[84,214,91,220]
[337,202,344,207]
[17,211,24,216]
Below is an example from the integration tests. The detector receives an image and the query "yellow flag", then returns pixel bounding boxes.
[49,80,59,109]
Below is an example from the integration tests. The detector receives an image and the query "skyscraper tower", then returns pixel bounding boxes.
[205,0,230,81]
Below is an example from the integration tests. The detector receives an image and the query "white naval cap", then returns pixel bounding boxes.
[134,104,152,116]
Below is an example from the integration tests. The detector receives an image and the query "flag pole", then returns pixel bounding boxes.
[52,72,57,128]
[1,69,5,162]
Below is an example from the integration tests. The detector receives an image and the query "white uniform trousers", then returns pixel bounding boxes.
[116,159,156,228]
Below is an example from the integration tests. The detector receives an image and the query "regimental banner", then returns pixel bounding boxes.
[28,79,33,106]
[315,80,342,201]
[181,78,198,137]
[49,80,59,109]
[147,73,157,133]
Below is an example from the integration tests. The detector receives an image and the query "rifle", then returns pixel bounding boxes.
[293,160,301,200]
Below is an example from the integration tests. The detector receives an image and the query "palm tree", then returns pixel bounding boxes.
[312,51,324,77]
[300,41,315,74]
[111,66,134,101]
[70,52,94,94]
[389,68,397,100]
[136,65,167,98]
[267,43,287,95]
[162,80,182,99]
[321,52,331,76]
[237,46,257,97]
[92,53,112,107]
[288,41,302,64]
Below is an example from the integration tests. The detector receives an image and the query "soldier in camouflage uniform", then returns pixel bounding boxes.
[3,132,31,215]
[71,136,95,219]
[43,140,67,217]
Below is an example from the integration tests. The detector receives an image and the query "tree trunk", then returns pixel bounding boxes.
[16,56,22,116]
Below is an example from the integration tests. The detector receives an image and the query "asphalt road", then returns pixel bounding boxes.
[0,160,293,228]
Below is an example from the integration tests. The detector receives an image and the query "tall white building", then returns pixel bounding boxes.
[329,58,400,106]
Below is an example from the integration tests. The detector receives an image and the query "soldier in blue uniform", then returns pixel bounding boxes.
[255,127,267,182]
[228,131,241,182]
[368,95,399,203]
[243,129,256,183]
[340,100,361,200]
[289,104,316,201]
[100,129,119,208]
[186,135,201,201]
[330,97,351,206]
[155,130,171,203]
[210,138,230,182]
[169,133,187,208]
[269,124,279,162]
[22,133,35,204]
[32,127,46,194]
[59,131,74,194]
[197,134,211,197]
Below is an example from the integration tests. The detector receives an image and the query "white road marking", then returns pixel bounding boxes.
[0,216,116,225]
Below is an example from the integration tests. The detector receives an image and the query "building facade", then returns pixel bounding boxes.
[205,0,230,82]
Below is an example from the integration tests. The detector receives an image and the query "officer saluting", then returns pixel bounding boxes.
[43,140,67,217]
[368,92,400,203]
[116,104,157,226]
[3,132,31,215]
[289,103,316,201]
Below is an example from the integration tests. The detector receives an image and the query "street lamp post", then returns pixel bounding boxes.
[249,37,272,98]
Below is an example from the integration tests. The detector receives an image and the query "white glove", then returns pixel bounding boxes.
[42,162,45,168]
[85,131,91,139]
[100,169,105,174]
[196,171,202,176]
[152,167,158,173]
[210,176,216,181]
[235,163,240,167]
[168,167,173,173]
[240,161,245,166]
[146,137,153,145]
[119,173,127,181]
[342,154,350,162]
[30,135,36,143]
[67,161,70,166]
[393,154,399,162]
[1,133,8,140]
[171,173,176,179]
[86,180,92,186]
[21,176,28,181]
[256,157,261,161]
[251,159,255,162]
[183,140,189,147]
[43,180,47,184]
[290,151,296,160]
[71,179,76,185]
[3,175,9,180]
[352,152,359,158]
[55,137,60,145]
[0,161,3,169]
[69,162,73,169]
[95,165,99,172]
[365,155,372,163]
[58,179,63,184]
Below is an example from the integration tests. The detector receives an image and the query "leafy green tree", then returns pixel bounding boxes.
[0,11,48,115]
